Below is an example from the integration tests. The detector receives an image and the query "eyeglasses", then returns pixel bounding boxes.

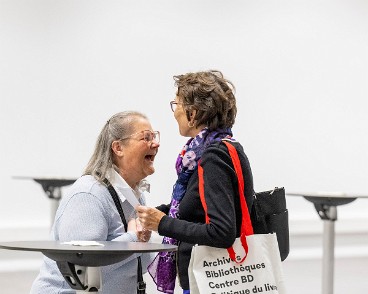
[120,130,160,144]
[170,101,182,112]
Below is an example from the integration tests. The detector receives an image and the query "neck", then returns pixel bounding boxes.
[189,125,206,138]
[121,173,138,189]
[114,165,138,189]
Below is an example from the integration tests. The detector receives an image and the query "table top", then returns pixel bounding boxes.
[0,241,176,253]
[287,192,368,199]
[287,192,368,207]
[13,176,77,187]
[0,241,177,266]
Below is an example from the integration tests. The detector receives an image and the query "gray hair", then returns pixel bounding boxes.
[84,111,148,183]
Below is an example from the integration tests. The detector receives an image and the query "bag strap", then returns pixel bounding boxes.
[103,179,146,294]
[105,180,128,230]
[197,140,253,263]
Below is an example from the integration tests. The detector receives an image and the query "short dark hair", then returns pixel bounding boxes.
[174,70,237,130]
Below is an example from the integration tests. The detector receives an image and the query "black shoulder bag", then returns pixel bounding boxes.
[251,187,289,261]
[104,179,146,294]
[221,140,289,261]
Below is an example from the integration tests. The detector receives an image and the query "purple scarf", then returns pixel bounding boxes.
[148,127,233,293]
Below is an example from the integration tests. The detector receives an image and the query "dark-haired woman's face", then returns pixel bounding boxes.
[173,96,190,136]
[173,96,201,138]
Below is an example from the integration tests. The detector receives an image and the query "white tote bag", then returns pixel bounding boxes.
[188,233,286,294]
[189,141,286,294]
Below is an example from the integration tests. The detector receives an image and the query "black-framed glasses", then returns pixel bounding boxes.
[170,101,181,112]
[120,130,160,144]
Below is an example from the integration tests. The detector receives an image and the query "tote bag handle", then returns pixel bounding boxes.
[198,140,254,263]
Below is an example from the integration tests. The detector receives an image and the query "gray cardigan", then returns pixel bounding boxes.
[30,175,154,294]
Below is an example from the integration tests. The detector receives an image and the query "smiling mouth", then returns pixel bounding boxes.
[145,154,155,161]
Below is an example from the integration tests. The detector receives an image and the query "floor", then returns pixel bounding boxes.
[0,256,367,293]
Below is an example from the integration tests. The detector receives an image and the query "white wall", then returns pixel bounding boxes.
[1,0,367,261]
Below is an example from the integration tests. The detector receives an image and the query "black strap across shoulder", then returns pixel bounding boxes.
[104,178,146,294]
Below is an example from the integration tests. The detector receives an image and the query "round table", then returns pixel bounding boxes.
[0,240,177,293]
[287,192,368,294]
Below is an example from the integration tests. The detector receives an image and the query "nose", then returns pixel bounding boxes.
[150,141,160,148]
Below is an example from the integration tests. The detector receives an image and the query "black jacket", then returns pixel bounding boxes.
[157,141,254,290]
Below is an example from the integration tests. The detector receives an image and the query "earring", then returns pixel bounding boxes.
[188,121,195,128]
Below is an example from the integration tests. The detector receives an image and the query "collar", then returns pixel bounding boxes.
[106,168,149,208]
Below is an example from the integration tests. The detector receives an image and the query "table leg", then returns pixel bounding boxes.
[57,261,101,292]
[50,187,61,227]
[85,267,101,292]
[75,267,101,293]
[322,219,335,294]
[312,203,337,294]
[299,196,357,294]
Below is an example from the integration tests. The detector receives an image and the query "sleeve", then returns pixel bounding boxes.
[158,145,238,248]
[58,192,110,241]
[57,192,141,269]
[58,192,137,242]
[155,203,171,214]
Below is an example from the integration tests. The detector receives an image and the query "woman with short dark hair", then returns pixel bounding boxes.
[137,70,254,294]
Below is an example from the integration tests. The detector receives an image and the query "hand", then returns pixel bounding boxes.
[136,218,152,242]
[136,205,165,232]
[127,218,138,233]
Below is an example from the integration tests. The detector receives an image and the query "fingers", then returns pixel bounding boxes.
[136,208,165,232]
[135,206,150,224]
[135,206,154,231]
[136,219,152,242]
[136,206,147,223]
[135,218,143,232]
[136,205,147,214]
[138,229,152,242]
[143,231,152,242]
[127,217,152,242]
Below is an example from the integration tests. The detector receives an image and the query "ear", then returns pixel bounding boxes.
[185,107,197,122]
[187,107,196,118]
[189,109,197,122]
[111,140,124,157]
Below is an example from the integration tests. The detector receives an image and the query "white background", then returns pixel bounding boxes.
[0,0,367,238]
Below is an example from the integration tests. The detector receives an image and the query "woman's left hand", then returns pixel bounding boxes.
[136,205,165,232]
[135,218,152,242]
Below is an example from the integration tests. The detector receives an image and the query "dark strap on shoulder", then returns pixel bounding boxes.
[104,179,128,231]
[103,178,146,294]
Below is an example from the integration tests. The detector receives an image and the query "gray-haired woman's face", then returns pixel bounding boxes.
[115,117,160,186]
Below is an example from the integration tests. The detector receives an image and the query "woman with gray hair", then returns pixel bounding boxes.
[31,111,160,293]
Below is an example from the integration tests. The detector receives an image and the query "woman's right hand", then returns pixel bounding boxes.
[136,205,165,232]
[136,218,152,242]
